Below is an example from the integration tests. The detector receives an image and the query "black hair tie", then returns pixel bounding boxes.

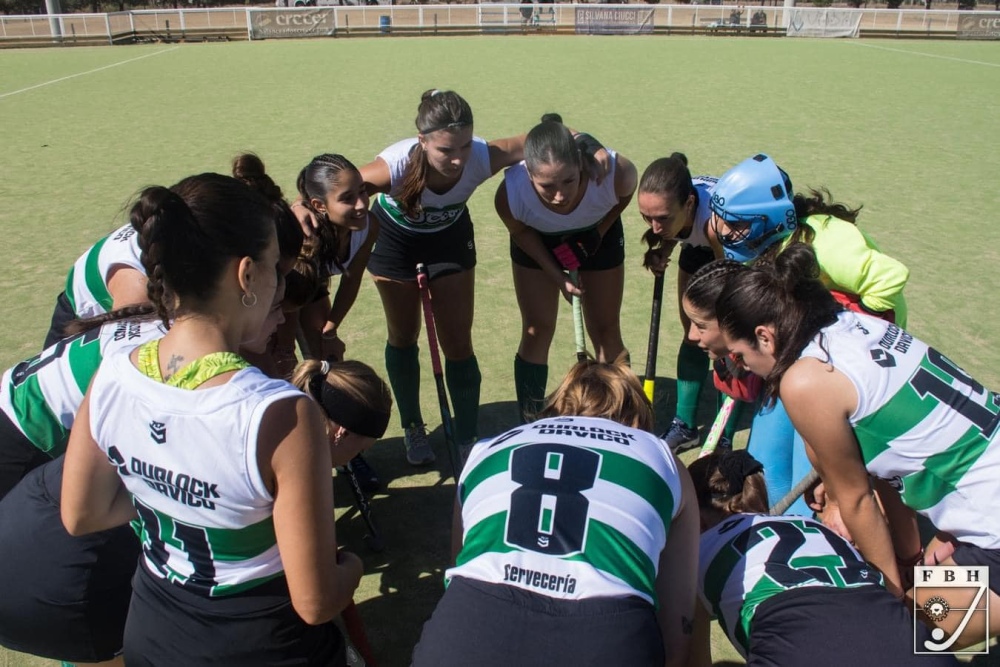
[718,450,764,496]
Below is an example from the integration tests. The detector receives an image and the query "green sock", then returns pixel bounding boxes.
[514,354,548,424]
[717,391,745,440]
[385,342,423,428]
[446,355,481,444]
[675,343,709,427]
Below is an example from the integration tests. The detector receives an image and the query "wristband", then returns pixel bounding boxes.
[322,329,339,340]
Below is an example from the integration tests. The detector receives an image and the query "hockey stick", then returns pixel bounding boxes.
[769,468,820,516]
[570,269,587,362]
[341,462,384,553]
[698,395,736,458]
[416,263,460,480]
[342,601,378,667]
[643,273,665,403]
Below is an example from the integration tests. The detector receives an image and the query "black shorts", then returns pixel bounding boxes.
[510,218,626,272]
[366,200,476,282]
[125,563,346,667]
[950,542,1000,596]
[0,408,52,501]
[411,576,664,667]
[749,586,958,666]
[43,290,76,349]
[0,456,139,662]
[678,243,716,276]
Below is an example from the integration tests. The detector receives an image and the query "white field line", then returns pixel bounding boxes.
[851,41,1000,68]
[0,46,180,100]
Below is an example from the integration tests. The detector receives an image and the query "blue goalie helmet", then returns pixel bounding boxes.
[709,154,797,263]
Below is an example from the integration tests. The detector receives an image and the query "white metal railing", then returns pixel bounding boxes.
[1,4,996,42]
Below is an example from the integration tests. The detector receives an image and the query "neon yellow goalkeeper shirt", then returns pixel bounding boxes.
[780,214,909,327]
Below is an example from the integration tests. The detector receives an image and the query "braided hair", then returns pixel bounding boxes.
[297,153,361,277]
[683,259,749,316]
[129,173,274,328]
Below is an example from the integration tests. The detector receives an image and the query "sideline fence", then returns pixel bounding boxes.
[1,4,997,46]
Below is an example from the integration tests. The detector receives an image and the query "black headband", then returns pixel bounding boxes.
[717,450,764,496]
[418,120,471,135]
[310,374,390,440]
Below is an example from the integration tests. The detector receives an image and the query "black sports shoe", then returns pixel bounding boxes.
[662,417,699,453]
[347,454,380,494]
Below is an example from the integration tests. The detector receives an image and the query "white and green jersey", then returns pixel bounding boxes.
[64,223,145,319]
[503,151,619,235]
[802,311,1000,548]
[375,136,494,233]
[698,513,881,659]
[446,416,682,606]
[89,347,303,597]
[0,318,165,456]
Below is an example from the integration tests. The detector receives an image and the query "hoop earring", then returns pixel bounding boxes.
[241,292,258,308]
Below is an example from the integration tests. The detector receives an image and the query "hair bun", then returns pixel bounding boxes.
[233,153,282,202]
[668,152,689,166]
[540,112,564,124]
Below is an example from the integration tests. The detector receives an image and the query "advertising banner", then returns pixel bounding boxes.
[250,9,336,39]
[574,6,653,35]
[958,13,1000,39]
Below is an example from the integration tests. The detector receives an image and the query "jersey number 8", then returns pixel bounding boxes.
[506,444,600,556]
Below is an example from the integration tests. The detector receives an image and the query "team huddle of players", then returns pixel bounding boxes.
[0,87,997,666]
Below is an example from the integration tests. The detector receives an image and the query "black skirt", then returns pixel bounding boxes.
[0,456,139,662]
[125,562,346,667]
[412,576,664,667]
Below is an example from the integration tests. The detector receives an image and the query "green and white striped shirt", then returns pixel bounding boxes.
[64,223,144,318]
[375,136,493,233]
[90,347,303,597]
[0,318,164,456]
[803,311,1000,548]
[447,416,682,605]
[698,513,881,658]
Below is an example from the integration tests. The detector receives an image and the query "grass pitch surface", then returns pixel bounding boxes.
[1,34,999,666]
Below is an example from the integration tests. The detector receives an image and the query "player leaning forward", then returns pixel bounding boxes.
[495,115,637,421]
[716,243,1000,647]
[412,359,699,667]
[61,173,362,666]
